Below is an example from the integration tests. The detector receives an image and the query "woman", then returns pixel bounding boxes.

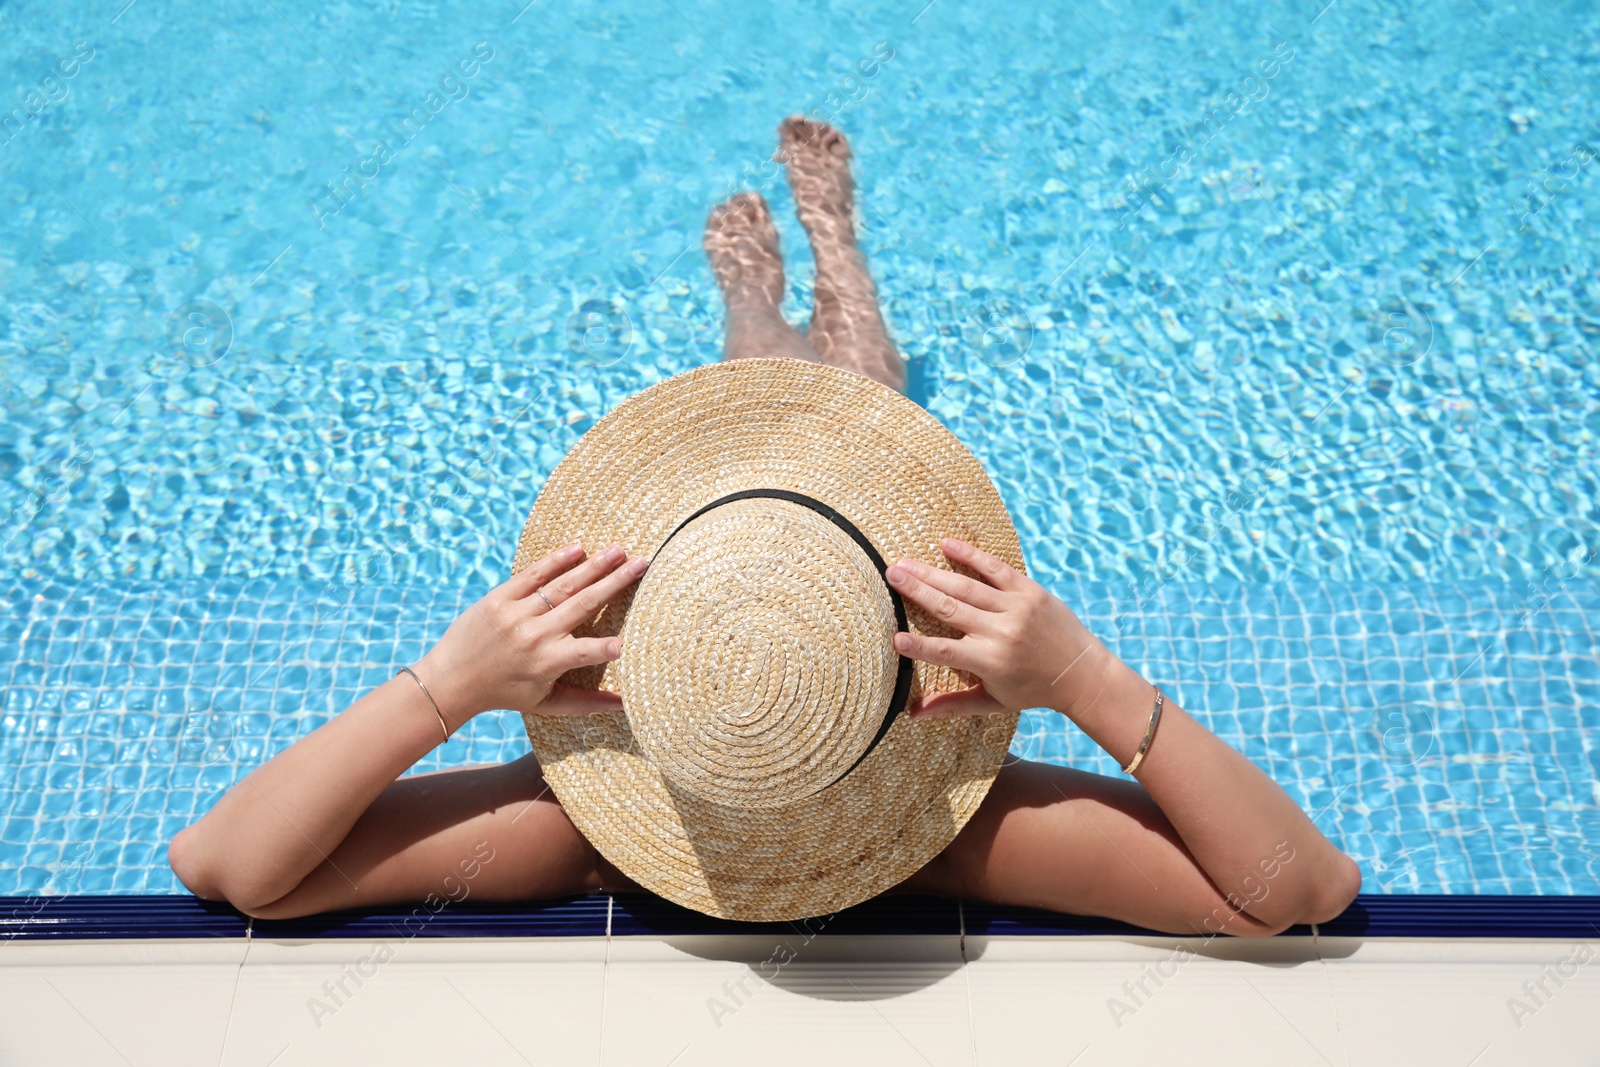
[168,119,1361,936]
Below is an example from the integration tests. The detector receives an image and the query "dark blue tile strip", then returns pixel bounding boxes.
[961,901,1315,938]
[2,893,1597,941]
[0,895,248,940]
[608,892,961,937]
[1316,895,1600,939]
[251,893,612,940]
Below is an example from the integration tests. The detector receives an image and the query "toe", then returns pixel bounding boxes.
[706,192,766,236]
[775,116,851,166]
[703,191,783,281]
[778,115,813,144]
[819,124,851,161]
[776,116,823,161]
[740,191,772,224]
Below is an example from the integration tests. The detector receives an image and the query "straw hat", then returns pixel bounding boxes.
[513,357,1024,921]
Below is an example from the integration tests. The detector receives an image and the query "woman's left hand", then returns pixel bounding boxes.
[886,537,1108,720]
[413,542,649,726]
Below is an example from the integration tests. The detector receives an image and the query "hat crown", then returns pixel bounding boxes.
[619,497,901,809]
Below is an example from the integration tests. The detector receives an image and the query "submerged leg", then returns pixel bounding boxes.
[777,117,906,394]
[704,192,822,364]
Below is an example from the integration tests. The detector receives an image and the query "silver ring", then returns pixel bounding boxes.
[536,588,555,611]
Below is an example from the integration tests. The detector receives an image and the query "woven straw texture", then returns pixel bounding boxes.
[513,357,1024,921]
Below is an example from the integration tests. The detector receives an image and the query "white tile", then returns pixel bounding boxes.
[222,937,607,1067]
[0,939,248,966]
[1318,937,1594,964]
[966,935,1340,1067]
[0,940,245,1067]
[966,934,1321,966]
[602,934,972,1067]
[8,932,1594,1067]
[1319,938,1600,1067]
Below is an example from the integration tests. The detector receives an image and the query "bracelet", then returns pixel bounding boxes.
[397,666,452,745]
[1121,687,1164,775]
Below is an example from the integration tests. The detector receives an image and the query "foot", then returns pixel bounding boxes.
[704,192,786,308]
[777,117,856,243]
[705,193,822,365]
[776,117,905,394]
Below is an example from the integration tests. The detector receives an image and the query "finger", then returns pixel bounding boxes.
[940,538,1027,593]
[501,542,585,601]
[908,685,1009,720]
[548,554,650,630]
[543,635,624,677]
[886,561,995,636]
[892,630,988,675]
[888,556,1008,612]
[530,683,624,718]
[526,543,629,611]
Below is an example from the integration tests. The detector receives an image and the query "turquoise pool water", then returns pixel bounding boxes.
[1,0,1597,896]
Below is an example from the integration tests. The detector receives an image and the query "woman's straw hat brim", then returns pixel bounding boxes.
[514,357,1023,921]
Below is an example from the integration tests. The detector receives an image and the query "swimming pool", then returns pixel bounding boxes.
[1,0,1596,899]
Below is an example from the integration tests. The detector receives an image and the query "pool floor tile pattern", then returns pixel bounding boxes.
[3,576,1597,897]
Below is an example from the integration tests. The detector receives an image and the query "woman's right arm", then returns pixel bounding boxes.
[168,541,649,915]
[168,672,477,911]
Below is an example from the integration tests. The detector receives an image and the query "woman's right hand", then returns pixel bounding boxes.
[411,542,650,728]
[886,538,1112,720]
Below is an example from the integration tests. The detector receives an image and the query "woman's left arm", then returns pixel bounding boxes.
[1040,657,1360,932]
[888,538,1361,934]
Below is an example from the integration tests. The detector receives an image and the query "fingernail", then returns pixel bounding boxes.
[603,545,624,563]
[563,542,583,557]
[893,633,910,651]
[607,638,620,657]
[630,557,649,575]
[887,565,905,586]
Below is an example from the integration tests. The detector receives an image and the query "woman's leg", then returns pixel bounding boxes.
[704,191,823,365]
[777,117,907,394]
